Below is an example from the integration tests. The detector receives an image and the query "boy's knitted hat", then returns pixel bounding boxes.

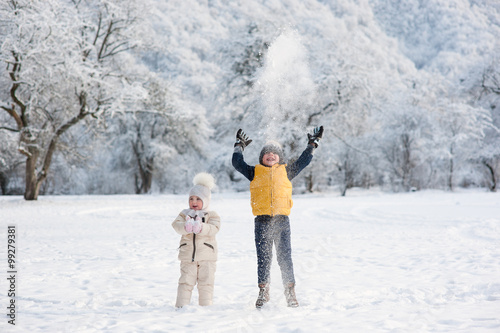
[189,172,216,210]
[259,140,285,165]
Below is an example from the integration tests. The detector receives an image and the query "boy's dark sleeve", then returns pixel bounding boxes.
[286,145,315,180]
[232,146,255,181]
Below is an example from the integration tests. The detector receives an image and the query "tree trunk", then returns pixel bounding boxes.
[22,117,79,200]
[342,160,349,196]
[24,152,40,200]
[401,133,412,191]
[137,163,153,194]
[143,165,153,193]
[447,144,455,191]
[134,155,154,194]
[340,184,347,197]
[135,170,153,194]
[0,172,7,195]
[448,157,454,191]
[483,161,497,192]
[305,172,313,193]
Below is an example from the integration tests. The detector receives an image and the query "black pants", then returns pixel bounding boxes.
[254,215,295,285]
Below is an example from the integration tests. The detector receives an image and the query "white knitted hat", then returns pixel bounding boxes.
[189,172,216,210]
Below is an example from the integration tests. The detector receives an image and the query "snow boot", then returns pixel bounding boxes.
[255,283,270,309]
[284,283,299,308]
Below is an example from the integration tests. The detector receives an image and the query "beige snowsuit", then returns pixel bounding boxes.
[172,209,220,307]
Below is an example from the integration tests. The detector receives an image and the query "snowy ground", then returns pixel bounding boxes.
[0,189,499,333]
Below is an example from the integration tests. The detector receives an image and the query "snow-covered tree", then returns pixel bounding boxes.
[467,59,500,191]
[434,99,493,190]
[376,103,433,192]
[0,0,154,199]
[107,76,210,194]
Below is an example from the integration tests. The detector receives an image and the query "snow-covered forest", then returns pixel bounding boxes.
[1,0,500,199]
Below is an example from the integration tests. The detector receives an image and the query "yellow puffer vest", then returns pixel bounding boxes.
[250,164,293,216]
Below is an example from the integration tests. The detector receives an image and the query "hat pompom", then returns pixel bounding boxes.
[192,172,216,190]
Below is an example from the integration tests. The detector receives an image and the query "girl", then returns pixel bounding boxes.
[172,173,220,308]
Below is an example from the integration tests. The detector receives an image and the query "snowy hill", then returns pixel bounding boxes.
[369,0,500,79]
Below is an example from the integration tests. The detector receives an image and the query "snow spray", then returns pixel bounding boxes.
[255,28,316,143]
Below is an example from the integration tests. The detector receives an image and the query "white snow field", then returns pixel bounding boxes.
[0,189,499,332]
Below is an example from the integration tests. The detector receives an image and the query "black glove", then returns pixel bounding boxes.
[307,126,324,148]
[234,129,252,149]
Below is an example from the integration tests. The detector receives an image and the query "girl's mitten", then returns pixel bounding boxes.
[192,216,203,234]
[184,217,194,233]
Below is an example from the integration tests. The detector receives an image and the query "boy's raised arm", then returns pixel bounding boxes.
[287,126,324,180]
[232,129,255,181]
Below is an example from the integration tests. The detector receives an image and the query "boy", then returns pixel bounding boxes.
[232,126,323,308]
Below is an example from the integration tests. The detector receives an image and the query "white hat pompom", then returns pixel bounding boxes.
[192,172,216,190]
